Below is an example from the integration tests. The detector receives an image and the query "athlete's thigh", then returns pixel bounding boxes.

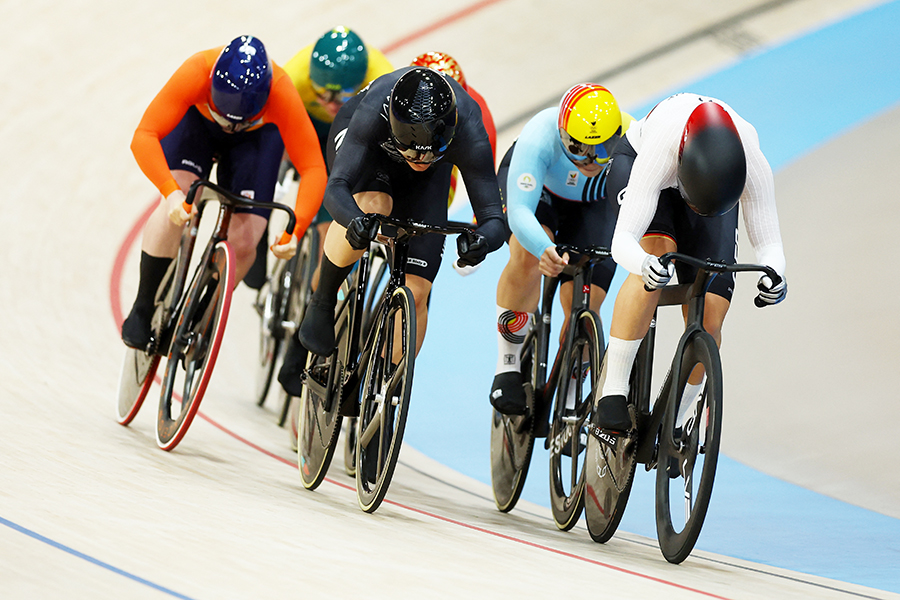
[390,163,453,283]
[216,123,285,218]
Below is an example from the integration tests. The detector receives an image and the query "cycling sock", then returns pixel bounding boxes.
[600,337,642,398]
[676,377,706,426]
[310,254,353,309]
[131,252,173,314]
[494,306,532,375]
[565,362,590,411]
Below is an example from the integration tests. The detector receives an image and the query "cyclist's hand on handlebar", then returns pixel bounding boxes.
[539,246,567,278]
[456,232,488,267]
[641,254,674,290]
[165,190,192,226]
[270,234,297,260]
[755,274,787,307]
[346,214,379,250]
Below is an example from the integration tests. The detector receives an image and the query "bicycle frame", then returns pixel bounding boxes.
[150,179,296,356]
[630,254,780,466]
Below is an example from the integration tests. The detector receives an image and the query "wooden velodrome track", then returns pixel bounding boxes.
[2,0,898,598]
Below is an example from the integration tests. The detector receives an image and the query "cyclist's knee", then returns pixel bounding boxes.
[354,191,392,215]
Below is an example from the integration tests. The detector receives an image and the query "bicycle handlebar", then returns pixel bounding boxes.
[369,213,478,240]
[184,179,297,245]
[656,252,783,308]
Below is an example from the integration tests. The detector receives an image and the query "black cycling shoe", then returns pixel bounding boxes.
[490,371,527,415]
[121,307,152,350]
[593,394,632,432]
[277,336,309,397]
[297,298,336,357]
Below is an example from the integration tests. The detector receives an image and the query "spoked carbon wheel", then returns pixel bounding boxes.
[655,331,722,564]
[156,242,235,451]
[548,310,602,531]
[356,286,416,513]
[489,326,537,513]
[253,260,285,407]
[296,350,343,490]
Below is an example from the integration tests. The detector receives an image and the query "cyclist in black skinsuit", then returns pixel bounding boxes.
[278,66,505,395]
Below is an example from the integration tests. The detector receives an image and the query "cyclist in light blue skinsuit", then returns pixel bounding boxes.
[489,83,634,416]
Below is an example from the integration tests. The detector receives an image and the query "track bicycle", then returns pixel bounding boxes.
[296,214,479,513]
[489,245,610,531]
[116,179,295,451]
[254,222,319,426]
[583,252,781,563]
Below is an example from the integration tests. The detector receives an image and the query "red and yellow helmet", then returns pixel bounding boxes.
[410,51,467,90]
[557,83,622,166]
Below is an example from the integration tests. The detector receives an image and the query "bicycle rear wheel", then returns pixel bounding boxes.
[489,325,537,513]
[548,310,602,531]
[116,258,179,425]
[116,349,160,425]
[156,242,235,451]
[356,286,416,513]
[297,301,348,490]
[655,331,722,564]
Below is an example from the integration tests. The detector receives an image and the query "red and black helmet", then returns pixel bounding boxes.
[677,101,747,216]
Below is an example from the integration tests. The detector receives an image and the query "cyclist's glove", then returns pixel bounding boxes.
[346,214,379,250]
[755,275,787,307]
[457,232,488,268]
[641,254,674,290]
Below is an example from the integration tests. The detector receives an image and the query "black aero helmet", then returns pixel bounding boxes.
[389,67,457,164]
[677,102,747,216]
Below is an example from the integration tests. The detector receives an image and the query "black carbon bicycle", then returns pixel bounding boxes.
[116,179,295,451]
[296,214,480,513]
[583,252,782,563]
[490,245,610,531]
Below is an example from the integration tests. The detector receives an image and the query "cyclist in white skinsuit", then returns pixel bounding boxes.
[594,92,788,432]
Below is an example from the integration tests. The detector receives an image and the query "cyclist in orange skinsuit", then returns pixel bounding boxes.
[122,35,327,349]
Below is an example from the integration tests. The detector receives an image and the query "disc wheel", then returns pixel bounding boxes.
[156,242,235,451]
[116,258,180,425]
[116,349,159,425]
[489,325,537,513]
[655,331,722,564]
[355,286,416,513]
[548,310,603,531]
[296,350,343,490]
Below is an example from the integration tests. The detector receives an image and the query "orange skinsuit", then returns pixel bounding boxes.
[131,47,327,237]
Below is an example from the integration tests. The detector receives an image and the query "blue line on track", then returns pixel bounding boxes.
[0,515,196,600]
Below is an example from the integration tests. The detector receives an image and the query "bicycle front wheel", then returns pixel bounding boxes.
[156,241,235,451]
[489,326,537,513]
[356,285,416,513]
[254,258,286,407]
[655,330,722,564]
[548,309,602,531]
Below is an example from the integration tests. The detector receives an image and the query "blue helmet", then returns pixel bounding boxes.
[210,36,272,124]
[310,27,369,95]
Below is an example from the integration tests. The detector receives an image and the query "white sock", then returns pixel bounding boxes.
[565,361,590,410]
[600,337,643,398]
[677,377,706,427]
[495,306,532,375]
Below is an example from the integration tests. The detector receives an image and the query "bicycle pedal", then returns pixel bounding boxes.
[587,424,625,454]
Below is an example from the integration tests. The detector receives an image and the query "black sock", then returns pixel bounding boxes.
[132,252,173,314]
[311,254,354,308]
